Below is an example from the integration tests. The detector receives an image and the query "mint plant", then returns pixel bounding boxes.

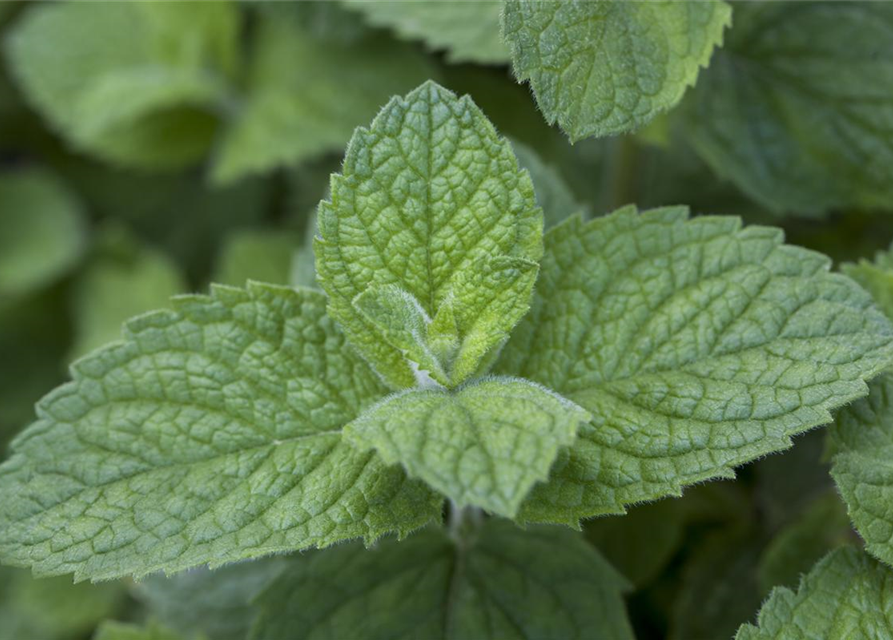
[4,1,893,638]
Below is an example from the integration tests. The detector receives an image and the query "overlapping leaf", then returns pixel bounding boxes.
[503,0,731,140]
[0,284,440,581]
[685,2,893,215]
[497,205,893,523]
[6,2,238,169]
[345,377,590,517]
[253,521,634,640]
[316,81,542,388]
[737,546,893,639]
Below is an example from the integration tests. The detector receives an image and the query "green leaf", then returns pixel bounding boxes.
[135,558,285,640]
[0,284,440,581]
[842,243,893,322]
[316,81,543,389]
[685,2,893,215]
[95,622,190,640]
[0,169,86,298]
[210,5,435,183]
[70,230,186,360]
[502,0,731,141]
[757,492,853,595]
[0,566,125,640]
[737,546,893,640]
[344,377,589,517]
[6,2,238,170]
[512,140,584,229]
[585,498,687,588]
[342,0,509,64]
[829,371,893,569]
[496,206,893,524]
[213,229,300,288]
[253,520,634,640]
[670,527,764,640]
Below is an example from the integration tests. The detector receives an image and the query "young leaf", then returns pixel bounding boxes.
[685,2,893,215]
[210,5,435,183]
[316,81,543,389]
[134,558,285,640]
[342,0,509,64]
[0,169,86,298]
[253,520,634,640]
[496,206,893,524]
[0,284,440,581]
[842,242,893,322]
[502,0,731,141]
[344,377,590,517]
[737,546,893,640]
[829,372,893,569]
[6,3,238,170]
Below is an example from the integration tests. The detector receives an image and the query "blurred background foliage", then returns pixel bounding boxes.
[0,2,890,639]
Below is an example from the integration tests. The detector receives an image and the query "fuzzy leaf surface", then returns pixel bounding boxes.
[210,5,434,183]
[316,81,542,388]
[686,2,893,215]
[502,0,730,140]
[344,377,590,517]
[6,2,237,169]
[830,372,893,569]
[0,284,440,581]
[737,546,893,640]
[343,0,508,64]
[253,520,633,640]
[497,206,893,523]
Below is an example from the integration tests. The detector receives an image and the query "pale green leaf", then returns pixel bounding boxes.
[497,206,893,524]
[95,622,191,640]
[737,546,893,640]
[253,520,634,640]
[70,231,186,360]
[6,2,238,170]
[0,169,86,298]
[135,558,285,640]
[502,0,731,141]
[344,377,590,517]
[210,5,435,183]
[830,372,893,569]
[757,492,853,595]
[685,2,893,215]
[0,284,440,581]
[342,0,508,64]
[0,566,125,640]
[316,81,543,389]
[842,243,893,322]
[213,229,300,288]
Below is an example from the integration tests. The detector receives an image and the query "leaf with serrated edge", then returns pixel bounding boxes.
[497,206,893,524]
[736,546,893,640]
[342,0,509,64]
[830,372,893,569]
[502,0,731,141]
[253,520,634,640]
[685,2,893,215]
[6,3,237,170]
[344,377,590,517]
[0,284,440,581]
[316,81,542,389]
